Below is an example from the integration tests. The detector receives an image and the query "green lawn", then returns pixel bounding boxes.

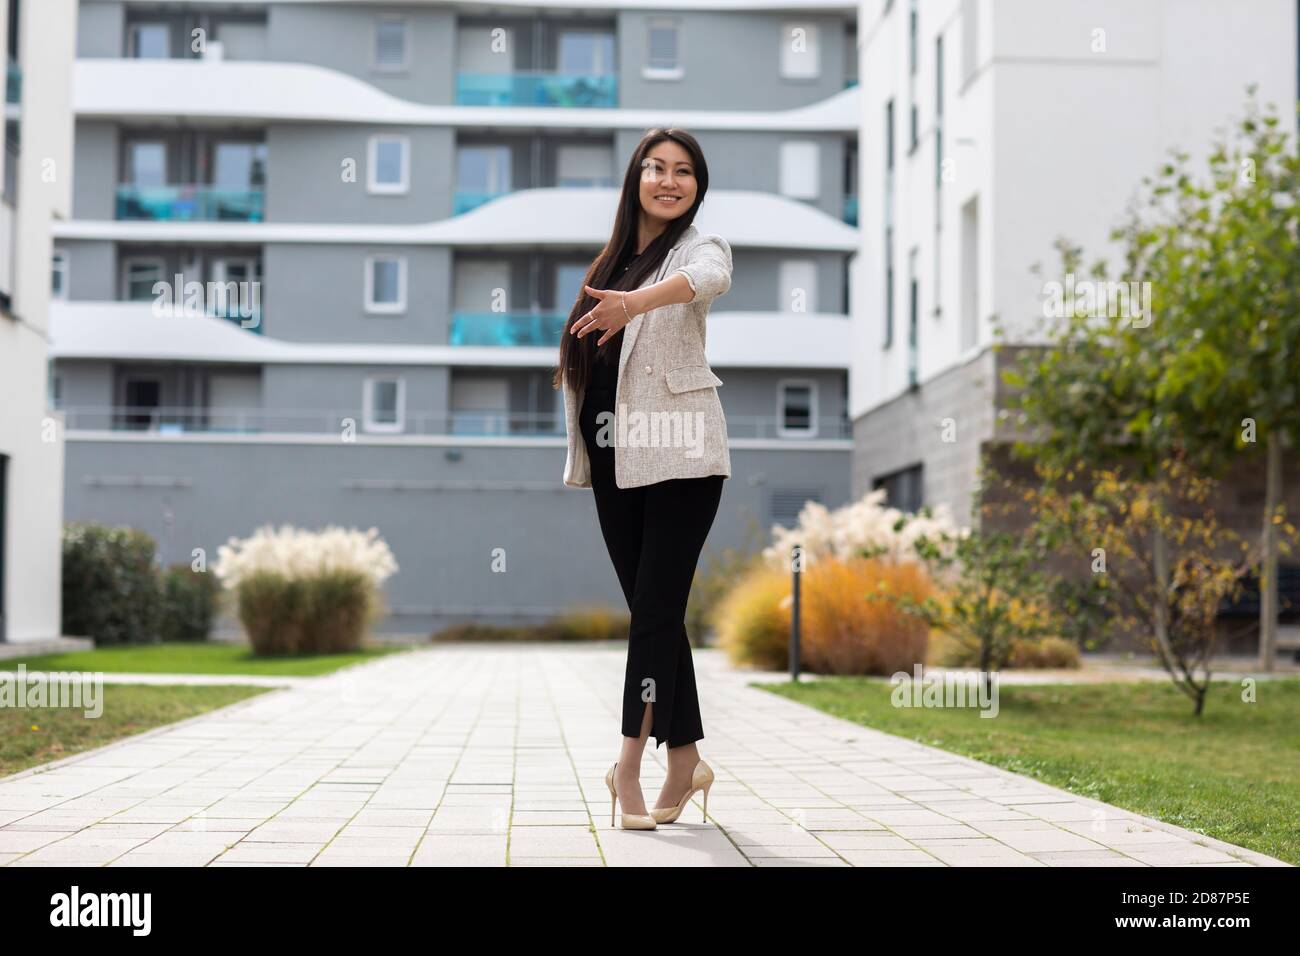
[0,684,273,779]
[763,676,1300,865]
[0,641,407,677]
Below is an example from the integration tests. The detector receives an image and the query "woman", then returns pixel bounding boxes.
[554,128,731,831]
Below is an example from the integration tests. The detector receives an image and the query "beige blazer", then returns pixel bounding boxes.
[562,224,734,489]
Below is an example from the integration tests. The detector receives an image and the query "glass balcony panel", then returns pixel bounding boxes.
[115,185,265,221]
[455,72,617,108]
[453,190,510,214]
[449,311,569,347]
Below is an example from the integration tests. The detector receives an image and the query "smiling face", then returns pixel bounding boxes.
[638,139,698,225]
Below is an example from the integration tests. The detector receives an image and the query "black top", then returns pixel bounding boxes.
[588,245,644,392]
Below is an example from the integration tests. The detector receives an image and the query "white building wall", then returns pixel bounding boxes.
[854,0,1298,425]
[0,0,76,643]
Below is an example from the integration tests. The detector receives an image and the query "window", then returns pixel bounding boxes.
[644,19,681,78]
[908,0,919,151]
[457,145,512,194]
[874,464,924,513]
[450,377,510,435]
[884,231,894,348]
[123,258,165,301]
[884,99,895,349]
[935,34,945,190]
[780,22,821,79]
[907,247,920,387]
[779,260,818,314]
[556,144,615,187]
[368,136,410,194]
[51,249,68,300]
[364,376,405,433]
[128,23,170,59]
[885,99,895,173]
[779,141,820,199]
[374,16,409,71]
[559,31,615,74]
[212,142,267,189]
[123,378,163,430]
[125,141,167,187]
[777,380,818,437]
[555,264,588,311]
[365,255,407,313]
[909,0,919,74]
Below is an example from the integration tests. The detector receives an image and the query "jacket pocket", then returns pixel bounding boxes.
[664,364,724,394]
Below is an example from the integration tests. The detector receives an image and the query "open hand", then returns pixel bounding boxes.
[571,286,631,347]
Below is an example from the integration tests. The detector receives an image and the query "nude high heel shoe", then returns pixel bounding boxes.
[605,762,656,830]
[649,759,714,824]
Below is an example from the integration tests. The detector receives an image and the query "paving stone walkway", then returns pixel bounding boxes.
[0,644,1288,867]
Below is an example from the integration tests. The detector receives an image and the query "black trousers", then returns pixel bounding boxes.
[580,385,724,750]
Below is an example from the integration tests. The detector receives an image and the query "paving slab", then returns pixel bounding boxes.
[0,644,1288,867]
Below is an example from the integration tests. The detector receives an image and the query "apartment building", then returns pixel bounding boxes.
[0,0,76,645]
[53,0,861,634]
[852,0,1300,522]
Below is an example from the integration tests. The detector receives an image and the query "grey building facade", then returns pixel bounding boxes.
[54,0,859,634]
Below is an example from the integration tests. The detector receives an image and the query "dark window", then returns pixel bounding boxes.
[874,464,924,513]
[935,34,944,188]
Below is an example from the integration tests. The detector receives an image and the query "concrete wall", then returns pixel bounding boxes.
[61,437,852,634]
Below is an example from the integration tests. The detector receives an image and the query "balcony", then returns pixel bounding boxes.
[115,185,265,222]
[453,190,510,215]
[450,311,569,347]
[58,406,851,440]
[60,406,565,437]
[207,304,264,335]
[843,195,859,227]
[455,72,617,108]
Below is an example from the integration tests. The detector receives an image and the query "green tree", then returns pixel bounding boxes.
[1006,89,1300,669]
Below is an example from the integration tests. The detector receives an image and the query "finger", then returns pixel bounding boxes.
[584,285,606,299]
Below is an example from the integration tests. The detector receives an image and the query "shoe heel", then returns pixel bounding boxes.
[702,781,710,821]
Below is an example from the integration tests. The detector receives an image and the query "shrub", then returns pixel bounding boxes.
[431,622,530,642]
[538,604,631,642]
[713,562,792,670]
[687,524,766,645]
[762,487,966,571]
[800,556,931,675]
[212,524,397,655]
[1008,636,1082,669]
[159,563,223,642]
[62,522,164,645]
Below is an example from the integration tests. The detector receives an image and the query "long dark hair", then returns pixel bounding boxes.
[553,127,710,395]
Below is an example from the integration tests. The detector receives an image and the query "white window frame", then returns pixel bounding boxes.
[776,378,819,439]
[122,256,167,302]
[780,22,821,79]
[643,18,683,80]
[52,248,69,300]
[363,375,406,433]
[364,254,408,314]
[367,135,410,195]
[778,141,820,200]
[372,15,410,73]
